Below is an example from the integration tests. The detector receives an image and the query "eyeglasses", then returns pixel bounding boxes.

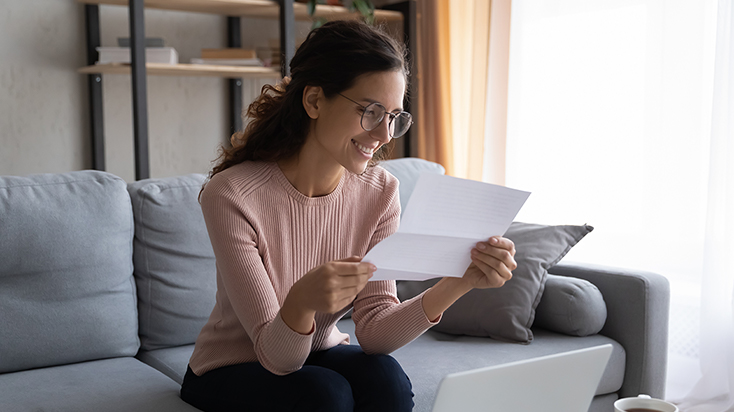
[338,93,413,138]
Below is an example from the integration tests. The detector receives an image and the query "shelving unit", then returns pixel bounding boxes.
[78,62,282,78]
[78,0,411,180]
[77,0,404,21]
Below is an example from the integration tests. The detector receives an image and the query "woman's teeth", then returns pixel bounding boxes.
[352,140,375,155]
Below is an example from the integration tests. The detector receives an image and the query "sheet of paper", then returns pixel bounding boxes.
[364,173,530,281]
[399,174,530,239]
[366,233,476,281]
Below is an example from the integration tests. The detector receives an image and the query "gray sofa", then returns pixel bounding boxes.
[0,158,669,412]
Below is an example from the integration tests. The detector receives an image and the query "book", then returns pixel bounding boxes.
[201,48,257,59]
[190,58,263,67]
[96,47,178,65]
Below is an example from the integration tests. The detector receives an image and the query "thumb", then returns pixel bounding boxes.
[337,255,363,263]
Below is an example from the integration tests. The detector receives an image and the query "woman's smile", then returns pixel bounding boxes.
[351,139,377,158]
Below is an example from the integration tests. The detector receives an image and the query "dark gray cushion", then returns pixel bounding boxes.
[0,357,201,412]
[398,222,593,342]
[534,274,607,336]
[0,171,139,373]
[128,174,216,351]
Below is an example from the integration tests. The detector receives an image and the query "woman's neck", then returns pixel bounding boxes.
[276,151,344,198]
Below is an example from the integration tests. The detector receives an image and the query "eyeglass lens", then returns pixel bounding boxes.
[361,103,412,138]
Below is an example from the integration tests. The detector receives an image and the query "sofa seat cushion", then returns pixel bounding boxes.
[137,344,195,385]
[0,171,139,374]
[0,357,201,412]
[336,319,624,412]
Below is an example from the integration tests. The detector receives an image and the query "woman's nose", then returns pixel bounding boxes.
[371,115,392,144]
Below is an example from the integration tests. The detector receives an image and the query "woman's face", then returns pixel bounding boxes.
[309,70,406,175]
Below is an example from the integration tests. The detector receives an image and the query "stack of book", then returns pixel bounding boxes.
[95,38,178,65]
[96,47,178,65]
[190,49,263,66]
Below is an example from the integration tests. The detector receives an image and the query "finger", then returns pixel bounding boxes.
[330,281,370,309]
[473,246,517,272]
[336,272,373,289]
[469,257,511,287]
[336,255,363,263]
[332,261,377,276]
[335,292,362,312]
[339,278,371,295]
[474,243,517,270]
[471,249,514,280]
[487,237,516,256]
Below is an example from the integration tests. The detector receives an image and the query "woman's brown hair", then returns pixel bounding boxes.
[208,20,408,181]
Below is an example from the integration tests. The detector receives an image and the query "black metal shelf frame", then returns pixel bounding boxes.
[84,0,413,180]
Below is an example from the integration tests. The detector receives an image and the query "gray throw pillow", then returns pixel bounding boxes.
[127,174,217,351]
[533,274,607,336]
[397,222,593,343]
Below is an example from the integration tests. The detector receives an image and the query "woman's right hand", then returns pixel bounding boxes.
[281,256,376,334]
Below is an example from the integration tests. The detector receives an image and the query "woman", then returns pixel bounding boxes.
[180,20,517,412]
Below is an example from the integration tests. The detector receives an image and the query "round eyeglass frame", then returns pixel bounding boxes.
[338,93,413,138]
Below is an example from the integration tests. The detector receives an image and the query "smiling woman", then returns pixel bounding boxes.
[208,20,408,181]
[181,20,519,412]
[292,70,406,186]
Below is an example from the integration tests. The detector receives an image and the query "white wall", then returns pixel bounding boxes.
[1,0,89,176]
[0,1,311,181]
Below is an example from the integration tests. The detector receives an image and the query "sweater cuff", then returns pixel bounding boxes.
[256,312,314,375]
[416,290,443,325]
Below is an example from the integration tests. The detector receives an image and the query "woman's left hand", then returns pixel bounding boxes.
[462,236,517,289]
[421,236,517,322]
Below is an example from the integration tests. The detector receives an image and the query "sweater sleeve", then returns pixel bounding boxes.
[200,177,313,375]
[351,178,440,354]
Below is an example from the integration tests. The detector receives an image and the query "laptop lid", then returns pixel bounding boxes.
[431,344,613,412]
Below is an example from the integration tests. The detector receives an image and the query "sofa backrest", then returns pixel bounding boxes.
[380,158,446,213]
[127,174,216,351]
[0,171,139,374]
[125,159,445,351]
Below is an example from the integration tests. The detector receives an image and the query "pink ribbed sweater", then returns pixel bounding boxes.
[189,161,438,376]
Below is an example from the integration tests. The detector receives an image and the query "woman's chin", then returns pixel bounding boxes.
[343,159,370,175]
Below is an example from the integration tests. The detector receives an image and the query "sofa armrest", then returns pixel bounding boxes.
[549,261,670,399]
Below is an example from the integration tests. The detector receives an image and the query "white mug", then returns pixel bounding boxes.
[614,394,679,412]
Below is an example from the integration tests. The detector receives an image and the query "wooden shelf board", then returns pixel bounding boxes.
[79,62,282,78]
[76,0,403,22]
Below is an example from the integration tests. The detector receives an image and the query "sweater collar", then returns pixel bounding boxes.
[270,162,347,206]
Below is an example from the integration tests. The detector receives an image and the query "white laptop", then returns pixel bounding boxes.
[431,344,613,412]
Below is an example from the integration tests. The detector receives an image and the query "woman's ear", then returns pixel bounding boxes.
[302,85,322,120]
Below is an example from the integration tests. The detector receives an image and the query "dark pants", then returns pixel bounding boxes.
[180,344,414,412]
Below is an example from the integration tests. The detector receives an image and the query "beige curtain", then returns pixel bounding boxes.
[415,0,454,175]
[415,0,511,183]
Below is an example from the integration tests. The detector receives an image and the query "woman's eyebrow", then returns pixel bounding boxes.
[362,97,404,112]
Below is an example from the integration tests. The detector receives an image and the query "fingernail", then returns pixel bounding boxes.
[477,243,486,250]
[370,264,377,271]
[490,237,498,245]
